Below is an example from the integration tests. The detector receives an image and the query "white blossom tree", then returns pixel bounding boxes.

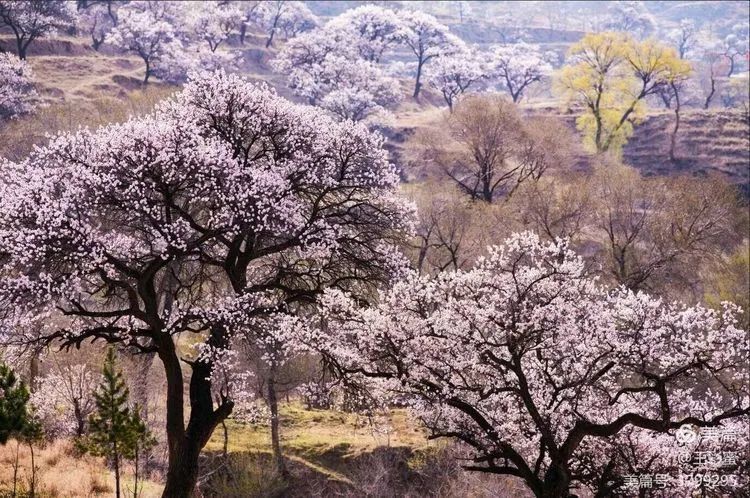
[722,23,750,77]
[255,0,317,48]
[667,19,698,59]
[105,1,187,84]
[401,10,466,99]
[185,1,243,53]
[0,0,75,59]
[313,232,750,498]
[605,0,656,38]
[488,42,553,103]
[77,2,116,51]
[0,69,412,497]
[30,361,99,437]
[232,0,262,45]
[0,52,38,120]
[272,30,402,122]
[426,52,485,111]
[324,5,406,63]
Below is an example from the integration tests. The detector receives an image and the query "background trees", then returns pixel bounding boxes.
[255,0,317,48]
[426,52,485,111]
[401,10,466,99]
[105,1,186,84]
[31,359,99,437]
[557,32,690,153]
[416,95,573,203]
[488,43,553,103]
[0,0,74,60]
[76,1,116,51]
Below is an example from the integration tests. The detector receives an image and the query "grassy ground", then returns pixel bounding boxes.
[0,439,164,498]
[206,401,432,482]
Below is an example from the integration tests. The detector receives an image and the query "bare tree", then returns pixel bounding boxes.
[417,96,573,203]
[591,164,740,297]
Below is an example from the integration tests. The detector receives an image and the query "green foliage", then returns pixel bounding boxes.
[76,348,155,497]
[0,363,40,445]
[556,32,691,154]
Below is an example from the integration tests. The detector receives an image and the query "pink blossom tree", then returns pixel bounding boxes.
[401,10,466,99]
[324,5,407,63]
[722,23,749,78]
[314,233,750,497]
[30,361,99,437]
[0,70,412,497]
[427,51,486,111]
[667,19,698,59]
[488,43,554,103]
[77,2,117,51]
[105,0,186,84]
[0,53,38,120]
[255,0,317,48]
[0,0,75,59]
[185,1,243,53]
[272,31,402,122]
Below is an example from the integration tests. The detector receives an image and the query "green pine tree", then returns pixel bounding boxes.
[78,349,155,498]
[1,362,43,496]
[0,362,36,445]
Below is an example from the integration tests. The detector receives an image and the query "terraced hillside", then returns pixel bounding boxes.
[623,110,750,189]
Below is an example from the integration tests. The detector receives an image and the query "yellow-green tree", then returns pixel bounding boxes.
[557,32,691,154]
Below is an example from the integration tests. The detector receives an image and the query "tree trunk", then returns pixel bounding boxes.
[704,76,716,109]
[221,420,229,459]
[726,56,735,78]
[114,451,121,498]
[29,351,39,386]
[669,83,681,162]
[413,58,424,99]
[12,441,19,498]
[143,62,150,85]
[29,442,36,498]
[107,1,117,25]
[73,399,85,437]
[134,444,140,498]
[266,29,276,48]
[538,463,571,498]
[16,39,26,60]
[240,23,247,44]
[268,363,288,477]
[160,327,233,498]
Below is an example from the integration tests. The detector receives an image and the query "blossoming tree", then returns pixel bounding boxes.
[313,233,749,498]
[489,42,554,103]
[105,0,186,84]
[427,51,486,111]
[324,5,407,63]
[254,0,317,48]
[273,31,402,121]
[0,53,38,120]
[0,0,74,59]
[0,70,412,497]
[401,10,466,99]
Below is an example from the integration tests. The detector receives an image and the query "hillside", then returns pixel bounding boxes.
[3,35,747,194]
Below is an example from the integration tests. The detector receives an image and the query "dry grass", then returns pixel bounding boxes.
[0,86,176,161]
[0,439,163,497]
